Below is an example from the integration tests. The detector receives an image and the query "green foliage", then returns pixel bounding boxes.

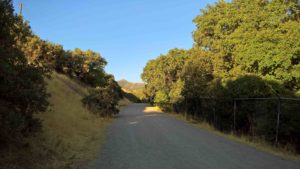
[181,48,214,98]
[169,79,184,104]
[142,0,300,152]
[193,0,300,90]
[0,0,48,142]
[225,75,274,98]
[142,48,213,107]
[55,48,107,87]
[20,35,64,73]
[154,90,169,108]
[82,74,122,117]
[141,48,188,105]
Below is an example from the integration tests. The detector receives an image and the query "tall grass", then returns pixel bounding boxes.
[0,72,110,169]
[38,72,111,168]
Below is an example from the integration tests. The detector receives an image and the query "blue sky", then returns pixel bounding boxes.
[13,0,218,82]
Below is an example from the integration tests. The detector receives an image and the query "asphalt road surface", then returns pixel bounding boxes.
[89,103,300,169]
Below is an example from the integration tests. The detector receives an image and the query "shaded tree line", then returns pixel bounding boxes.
[142,0,300,151]
[0,0,122,146]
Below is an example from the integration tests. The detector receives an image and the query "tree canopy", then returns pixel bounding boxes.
[142,0,300,108]
[141,0,300,151]
[193,0,300,90]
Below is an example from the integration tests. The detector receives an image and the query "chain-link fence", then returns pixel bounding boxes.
[174,97,300,150]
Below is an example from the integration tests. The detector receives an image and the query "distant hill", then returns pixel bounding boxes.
[118,79,144,91]
[118,79,145,102]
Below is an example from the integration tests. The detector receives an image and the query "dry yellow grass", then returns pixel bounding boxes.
[38,72,111,168]
[118,97,132,110]
[0,72,111,169]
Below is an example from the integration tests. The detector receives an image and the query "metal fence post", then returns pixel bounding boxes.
[275,97,281,144]
[233,99,236,132]
[213,98,216,127]
[185,98,188,120]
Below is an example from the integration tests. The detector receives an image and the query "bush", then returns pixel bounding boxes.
[82,75,122,117]
[0,0,48,144]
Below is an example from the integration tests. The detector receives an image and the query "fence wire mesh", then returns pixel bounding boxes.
[174,97,300,148]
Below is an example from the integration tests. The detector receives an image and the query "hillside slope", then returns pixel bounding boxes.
[118,79,145,101]
[40,72,110,168]
[0,72,111,169]
[118,79,144,90]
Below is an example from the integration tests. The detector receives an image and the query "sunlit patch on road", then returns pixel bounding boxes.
[143,106,162,113]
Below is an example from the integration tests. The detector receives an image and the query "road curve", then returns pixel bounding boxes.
[89,103,300,169]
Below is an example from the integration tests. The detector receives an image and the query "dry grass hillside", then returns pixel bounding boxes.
[40,72,111,168]
[118,79,145,101]
[118,79,144,91]
[0,72,111,169]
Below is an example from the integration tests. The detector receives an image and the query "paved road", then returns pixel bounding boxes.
[89,103,300,169]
